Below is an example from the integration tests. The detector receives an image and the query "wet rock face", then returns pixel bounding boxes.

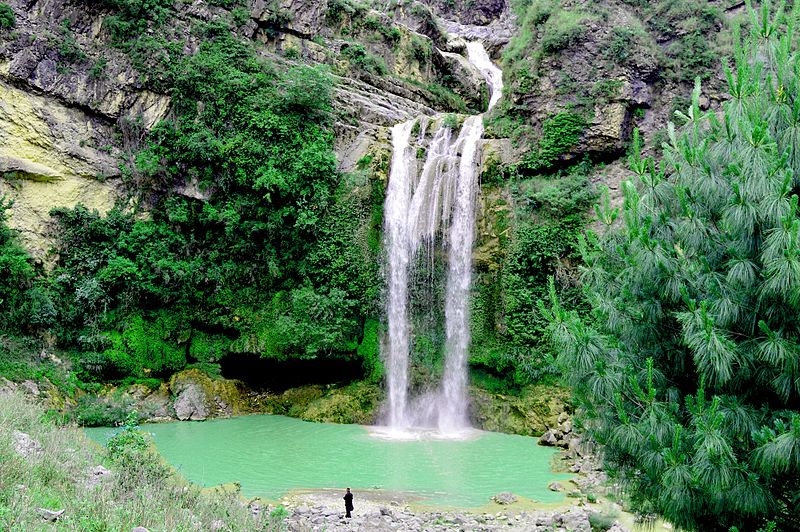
[427,0,508,26]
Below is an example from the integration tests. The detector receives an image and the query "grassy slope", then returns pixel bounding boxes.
[0,393,284,531]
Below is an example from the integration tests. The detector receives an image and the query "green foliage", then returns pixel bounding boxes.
[471,174,595,388]
[100,0,174,42]
[642,0,723,82]
[357,319,383,382]
[409,34,432,63]
[89,57,108,79]
[74,395,137,427]
[588,510,618,531]
[326,0,368,26]
[107,413,171,490]
[0,199,37,331]
[0,3,14,29]
[442,113,460,130]
[519,112,586,174]
[103,314,187,378]
[36,28,379,382]
[605,25,652,65]
[545,5,800,528]
[505,0,593,60]
[539,9,593,54]
[55,20,87,63]
[342,42,388,75]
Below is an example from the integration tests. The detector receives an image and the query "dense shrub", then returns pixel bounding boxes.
[0,199,35,330]
[519,112,587,174]
[0,2,15,29]
[40,29,382,381]
[470,174,595,387]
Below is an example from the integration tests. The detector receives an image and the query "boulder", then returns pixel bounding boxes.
[250,0,328,38]
[173,382,209,421]
[491,492,518,505]
[539,429,559,446]
[470,384,571,436]
[12,431,43,458]
[168,369,251,421]
[37,508,65,522]
[436,49,486,109]
[547,482,563,492]
[557,507,592,532]
[585,102,632,154]
[86,465,112,488]
[20,380,40,397]
[0,378,17,396]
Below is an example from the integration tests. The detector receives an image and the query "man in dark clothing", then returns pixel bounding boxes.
[344,487,354,518]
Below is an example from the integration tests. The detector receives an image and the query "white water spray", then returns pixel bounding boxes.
[381,40,503,436]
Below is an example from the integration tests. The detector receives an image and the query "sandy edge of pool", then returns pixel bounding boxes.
[276,484,580,514]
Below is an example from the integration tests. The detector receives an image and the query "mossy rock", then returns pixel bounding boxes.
[299,382,382,425]
[470,384,572,436]
[168,369,252,418]
[262,385,325,417]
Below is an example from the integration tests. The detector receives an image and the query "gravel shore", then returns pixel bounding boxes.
[268,487,629,531]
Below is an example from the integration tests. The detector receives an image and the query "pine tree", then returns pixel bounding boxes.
[544,2,800,529]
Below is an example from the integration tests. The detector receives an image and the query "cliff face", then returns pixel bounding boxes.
[0,0,499,260]
[0,0,734,258]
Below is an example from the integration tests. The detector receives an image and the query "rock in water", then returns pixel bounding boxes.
[491,492,518,505]
[539,429,559,446]
[547,482,563,492]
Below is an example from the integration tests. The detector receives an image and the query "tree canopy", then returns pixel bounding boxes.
[545,2,800,529]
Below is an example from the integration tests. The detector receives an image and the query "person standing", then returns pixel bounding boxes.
[343,487,354,518]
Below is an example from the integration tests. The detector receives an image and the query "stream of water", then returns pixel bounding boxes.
[382,41,504,434]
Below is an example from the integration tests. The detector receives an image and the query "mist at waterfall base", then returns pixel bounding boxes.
[86,415,571,508]
[381,41,504,436]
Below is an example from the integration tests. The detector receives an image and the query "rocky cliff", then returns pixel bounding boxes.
[0,0,738,257]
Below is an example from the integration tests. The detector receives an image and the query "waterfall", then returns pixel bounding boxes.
[438,114,483,432]
[465,41,504,112]
[383,120,415,429]
[381,40,502,436]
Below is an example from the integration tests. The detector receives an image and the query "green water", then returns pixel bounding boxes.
[85,415,570,508]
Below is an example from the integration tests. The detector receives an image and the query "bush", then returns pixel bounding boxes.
[540,10,592,54]
[74,395,136,427]
[342,42,388,75]
[0,3,14,29]
[519,112,586,173]
[0,198,35,330]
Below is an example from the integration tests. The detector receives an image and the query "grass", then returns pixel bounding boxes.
[0,393,287,530]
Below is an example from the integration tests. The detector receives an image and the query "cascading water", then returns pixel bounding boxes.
[438,114,483,432]
[381,39,503,436]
